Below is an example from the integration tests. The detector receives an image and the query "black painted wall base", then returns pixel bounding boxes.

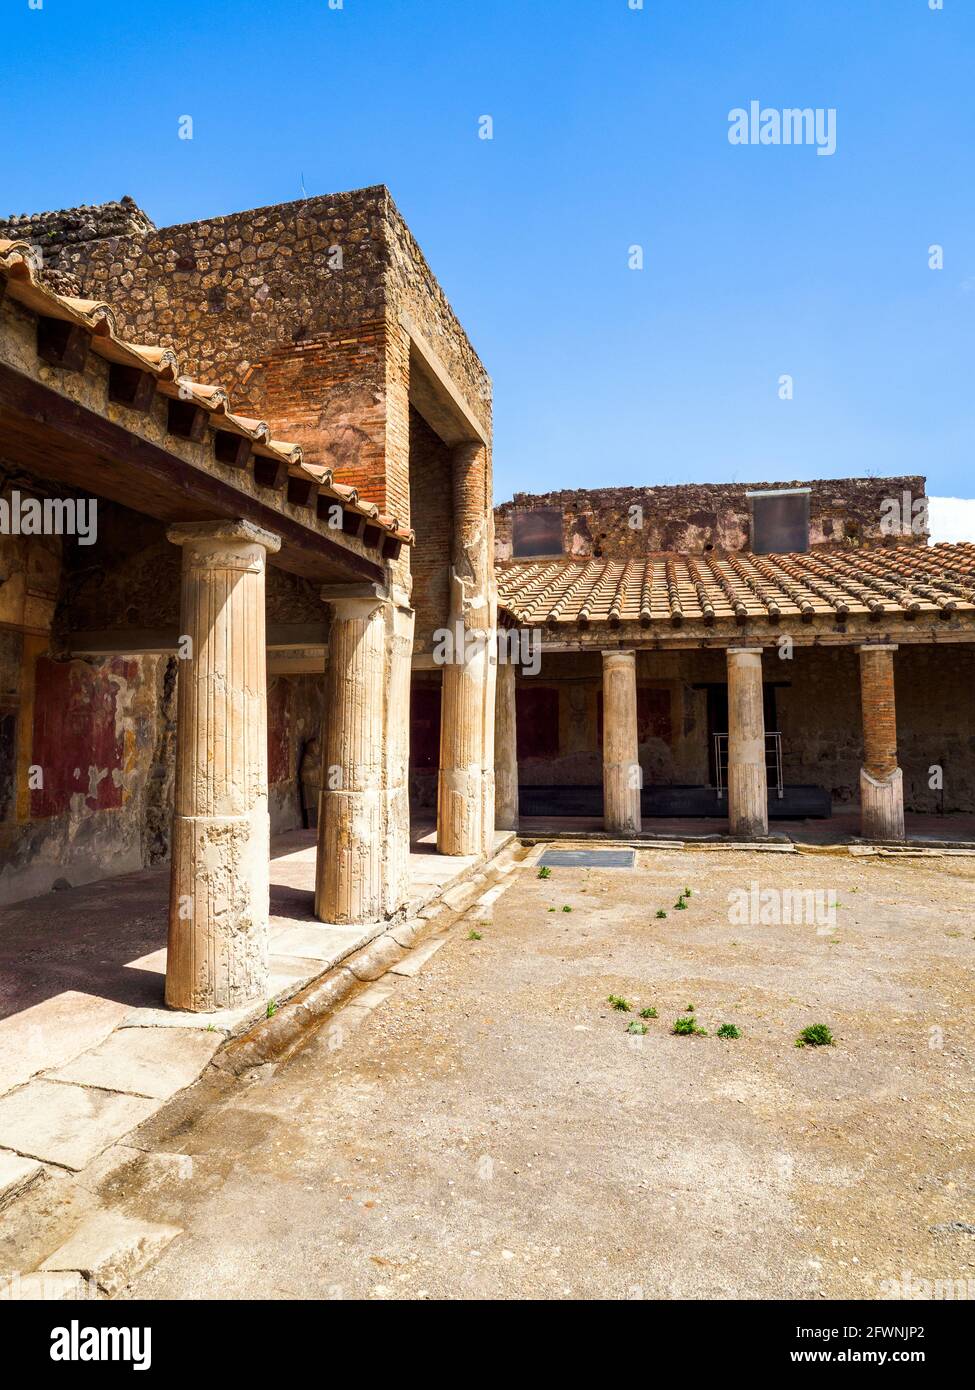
[518,784,832,820]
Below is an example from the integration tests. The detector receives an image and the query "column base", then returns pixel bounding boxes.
[603,773,641,836]
[860,766,905,841]
[437,765,484,857]
[728,765,769,839]
[315,788,384,925]
[166,811,270,1013]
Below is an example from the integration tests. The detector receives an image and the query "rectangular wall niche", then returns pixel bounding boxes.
[748,489,811,555]
[512,507,563,557]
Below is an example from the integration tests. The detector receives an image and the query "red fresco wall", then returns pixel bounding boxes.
[267,680,291,787]
[30,657,135,818]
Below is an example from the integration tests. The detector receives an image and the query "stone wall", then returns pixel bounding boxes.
[407,406,453,653]
[495,476,928,560]
[5,188,491,536]
[0,474,330,905]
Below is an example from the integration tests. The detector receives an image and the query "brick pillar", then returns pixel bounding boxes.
[858,644,905,840]
[438,441,492,855]
[316,588,412,924]
[494,656,519,831]
[165,520,280,1012]
[602,650,641,835]
[727,647,768,839]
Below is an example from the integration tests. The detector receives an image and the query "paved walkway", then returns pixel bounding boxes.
[0,829,508,1194]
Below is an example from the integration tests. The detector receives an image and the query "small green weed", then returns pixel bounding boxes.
[795,1023,835,1048]
[672,1015,707,1036]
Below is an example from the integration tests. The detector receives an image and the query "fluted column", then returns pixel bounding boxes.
[383,592,415,912]
[315,592,388,924]
[602,650,641,835]
[727,646,768,839]
[494,657,519,831]
[438,440,492,855]
[858,643,904,840]
[165,520,280,1012]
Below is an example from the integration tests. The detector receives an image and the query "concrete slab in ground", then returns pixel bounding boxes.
[40,1211,181,1297]
[0,992,130,1097]
[0,1150,44,1207]
[46,1028,222,1100]
[0,1081,156,1171]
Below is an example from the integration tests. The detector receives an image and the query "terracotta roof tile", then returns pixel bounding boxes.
[497,548,975,629]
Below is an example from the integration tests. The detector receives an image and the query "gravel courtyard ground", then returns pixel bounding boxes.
[16,844,973,1302]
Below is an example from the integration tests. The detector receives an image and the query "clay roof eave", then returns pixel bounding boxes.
[0,239,414,546]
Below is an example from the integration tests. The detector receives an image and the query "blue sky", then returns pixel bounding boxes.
[3,0,973,509]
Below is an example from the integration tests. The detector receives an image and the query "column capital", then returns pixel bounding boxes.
[858,643,898,653]
[320,581,389,620]
[602,648,636,664]
[166,518,282,554]
[727,645,765,657]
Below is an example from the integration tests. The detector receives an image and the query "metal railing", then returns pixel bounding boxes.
[713,731,784,801]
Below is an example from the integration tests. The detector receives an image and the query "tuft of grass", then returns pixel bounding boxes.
[672,1015,707,1036]
[608,994,632,1012]
[716,1023,741,1039]
[795,1023,835,1048]
[655,909,667,919]
[626,1021,648,1035]
[266,1000,277,1019]
[685,1003,695,1012]
[683,887,692,897]
[639,1006,658,1019]
[561,905,572,913]
[674,898,688,911]
[537,865,552,879]
[467,929,482,940]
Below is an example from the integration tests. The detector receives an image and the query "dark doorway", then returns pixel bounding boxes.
[409,680,441,821]
[703,683,778,786]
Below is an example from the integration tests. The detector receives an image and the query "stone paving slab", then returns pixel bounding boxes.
[0,1149,44,1208]
[269,922,371,962]
[0,1080,156,1171]
[0,1271,91,1301]
[46,1027,222,1101]
[0,992,130,1097]
[40,1211,182,1298]
[389,937,448,978]
[120,960,313,1035]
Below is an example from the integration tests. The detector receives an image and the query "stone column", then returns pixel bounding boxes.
[438,440,492,855]
[726,647,768,839]
[858,643,905,840]
[382,590,415,914]
[602,650,641,835]
[165,520,280,1012]
[494,655,519,831]
[315,590,389,924]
